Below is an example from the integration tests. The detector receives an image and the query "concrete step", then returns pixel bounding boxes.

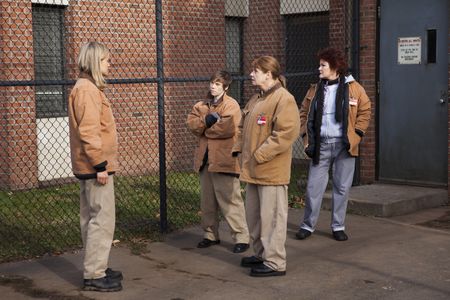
[322,183,448,217]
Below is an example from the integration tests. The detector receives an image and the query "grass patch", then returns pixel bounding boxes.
[0,167,306,262]
[0,172,201,262]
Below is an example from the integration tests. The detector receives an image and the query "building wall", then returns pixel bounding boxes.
[0,0,38,189]
[0,0,287,189]
[242,0,285,102]
[358,0,377,184]
[448,1,450,198]
[328,0,376,184]
[1,0,425,191]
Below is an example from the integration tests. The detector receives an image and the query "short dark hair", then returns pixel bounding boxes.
[317,47,348,75]
[210,70,232,89]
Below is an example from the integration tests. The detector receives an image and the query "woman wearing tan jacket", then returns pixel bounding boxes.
[187,70,249,253]
[68,42,122,292]
[233,56,300,277]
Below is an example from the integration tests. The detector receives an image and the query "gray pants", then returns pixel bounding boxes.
[300,141,355,232]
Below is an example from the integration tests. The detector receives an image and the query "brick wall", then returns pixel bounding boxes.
[328,0,376,184]
[162,0,226,172]
[0,0,380,189]
[358,0,377,183]
[242,0,285,101]
[1,0,286,189]
[0,0,38,189]
[65,1,160,177]
[329,0,346,50]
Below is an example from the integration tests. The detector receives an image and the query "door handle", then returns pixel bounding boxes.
[440,91,447,104]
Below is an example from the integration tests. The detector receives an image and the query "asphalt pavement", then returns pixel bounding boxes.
[0,206,449,300]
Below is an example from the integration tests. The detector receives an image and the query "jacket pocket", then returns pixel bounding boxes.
[347,130,361,155]
[249,155,275,181]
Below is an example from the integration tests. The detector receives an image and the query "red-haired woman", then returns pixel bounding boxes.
[296,47,371,242]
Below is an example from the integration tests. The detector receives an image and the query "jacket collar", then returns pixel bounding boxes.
[79,72,96,86]
[205,93,225,106]
[259,82,282,98]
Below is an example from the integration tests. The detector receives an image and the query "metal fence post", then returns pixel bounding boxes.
[352,0,360,80]
[352,0,361,186]
[155,0,168,232]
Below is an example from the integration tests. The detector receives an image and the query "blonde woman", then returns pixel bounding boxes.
[233,56,300,277]
[68,42,122,292]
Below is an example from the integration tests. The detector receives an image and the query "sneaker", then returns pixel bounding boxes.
[83,276,122,292]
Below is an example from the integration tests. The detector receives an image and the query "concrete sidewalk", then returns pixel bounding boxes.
[0,207,449,300]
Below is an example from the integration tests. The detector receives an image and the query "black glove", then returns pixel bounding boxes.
[205,113,218,128]
[232,151,240,157]
[355,129,364,137]
[304,145,314,158]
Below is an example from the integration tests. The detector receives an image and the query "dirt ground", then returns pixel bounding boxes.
[419,209,450,230]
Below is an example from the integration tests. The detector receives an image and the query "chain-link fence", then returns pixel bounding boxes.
[0,0,358,262]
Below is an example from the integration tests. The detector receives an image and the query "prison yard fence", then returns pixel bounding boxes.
[0,0,358,261]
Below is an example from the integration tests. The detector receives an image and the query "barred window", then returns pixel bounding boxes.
[225,17,244,104]
[32,4,67,118]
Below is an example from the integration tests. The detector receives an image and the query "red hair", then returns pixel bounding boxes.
[317,48,348,75]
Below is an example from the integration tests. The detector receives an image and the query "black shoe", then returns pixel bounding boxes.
[295,228,312,240]
[106,268,123,281]
[250,264,286,277]
[241,256,264,268]
[233,243,249,253]
[197,238,220,248]
[332,230,348,241]
[83,276,122,292]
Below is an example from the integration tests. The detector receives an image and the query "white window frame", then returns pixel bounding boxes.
[31,0,69,6]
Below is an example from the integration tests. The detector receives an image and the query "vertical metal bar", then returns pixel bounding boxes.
[155,0,167,232]
[351,0,361,186]
[351,0,360,80]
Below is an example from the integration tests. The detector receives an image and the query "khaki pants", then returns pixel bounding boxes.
[245,184,288,271]
[80,176,116,279]
[200,169,249,244]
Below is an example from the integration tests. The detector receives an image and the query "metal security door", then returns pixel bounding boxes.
[379,0,448,185]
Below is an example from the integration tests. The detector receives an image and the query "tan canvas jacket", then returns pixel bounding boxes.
[300,80,371,156]
[233,84,300,185]
[186,94,241,174]
[68,78,118,176]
